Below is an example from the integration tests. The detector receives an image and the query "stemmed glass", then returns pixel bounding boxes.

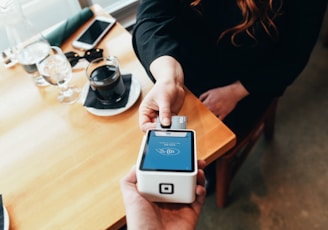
[37,46,80,104]
[2,0,51,86]
[15,37,51,86]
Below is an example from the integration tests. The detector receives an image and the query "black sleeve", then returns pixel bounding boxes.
[132,0,327,96]
[240,0,327,96]
[132,0,182,82]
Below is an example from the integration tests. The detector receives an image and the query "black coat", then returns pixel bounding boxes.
[132,0,326,137]
[132,0,326,97]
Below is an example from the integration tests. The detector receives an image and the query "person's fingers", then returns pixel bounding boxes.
[196,168,206,187]
[121,165,137,185]
[195,184,207,204]
[158,103,172,127]
[199,91,208,102]
[140,122,157,132]
[138,104,158,132]
[195,160,206,203]
[197,160,206,170]
[217,114,224,120]
[194,169,207,209]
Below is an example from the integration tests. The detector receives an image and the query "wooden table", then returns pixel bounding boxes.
[0,5,235,230]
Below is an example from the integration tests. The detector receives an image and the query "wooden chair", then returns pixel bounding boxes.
[215,98,279,207]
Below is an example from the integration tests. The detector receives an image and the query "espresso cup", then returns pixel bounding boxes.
[86,56,126,105]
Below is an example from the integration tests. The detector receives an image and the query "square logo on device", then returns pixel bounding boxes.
[159,183,174,194]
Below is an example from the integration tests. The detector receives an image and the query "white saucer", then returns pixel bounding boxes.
[81,76,141,116]
[3,205,9,230]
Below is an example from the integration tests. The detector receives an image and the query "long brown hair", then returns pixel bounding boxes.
[191,0,283,46]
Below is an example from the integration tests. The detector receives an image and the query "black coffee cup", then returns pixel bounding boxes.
[86,56,126,105]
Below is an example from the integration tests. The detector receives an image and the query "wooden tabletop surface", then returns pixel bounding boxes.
[0,5,235,230]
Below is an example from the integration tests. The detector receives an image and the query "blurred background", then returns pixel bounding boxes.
[0,0,138,52]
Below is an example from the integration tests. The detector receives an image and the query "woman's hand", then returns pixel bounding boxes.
[139,80,185,131]
[139,56,185,132]
[199,81,249,120]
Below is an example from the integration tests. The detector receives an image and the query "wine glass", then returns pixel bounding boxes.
[37,46,80,104]
[3,2,51,86]
[16,38,51,86]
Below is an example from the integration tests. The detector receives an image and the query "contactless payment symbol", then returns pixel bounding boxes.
[159,183,174,194]
[156,148,180,156]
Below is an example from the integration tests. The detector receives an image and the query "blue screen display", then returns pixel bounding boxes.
[140,130,194,172]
